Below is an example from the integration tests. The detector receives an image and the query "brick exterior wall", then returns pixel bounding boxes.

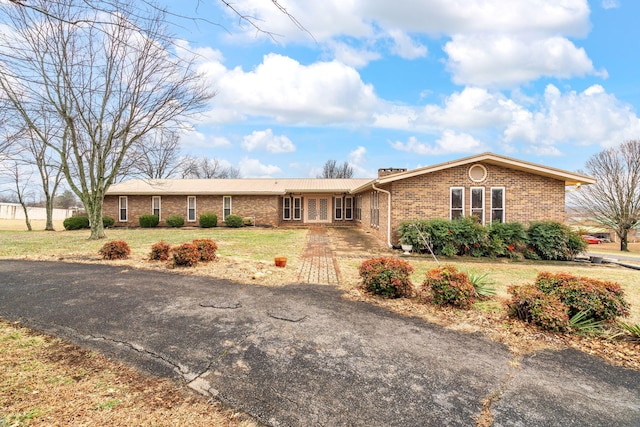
[104,194,281,227]
[354,162,566,245]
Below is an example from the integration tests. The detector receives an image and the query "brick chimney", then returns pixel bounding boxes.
[378,167,407,178]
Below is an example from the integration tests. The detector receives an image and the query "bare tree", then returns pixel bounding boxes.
[318,160,354,178]
[122,129,185,179]
[2,159,36,231]
[0,0,211,239]
[180,155,240,179]
[571,140,640,251]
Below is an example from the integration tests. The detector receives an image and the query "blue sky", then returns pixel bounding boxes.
[164,0,640,178]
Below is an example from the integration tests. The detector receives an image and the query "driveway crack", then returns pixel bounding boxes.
[475,354,521,426]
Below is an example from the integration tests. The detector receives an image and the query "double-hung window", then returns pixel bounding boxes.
[334,197,343,220]
[354,195,362,221]
[187,196,196,222]
[450,187,464,220]
[283,197,292,220]
[370,191,379,226]
[119,196,128,222]
[471,187,485,224]
[491,188,505,224]
[152,196,161,218]
[344,196,353,220]
[223,196,232,221]
[293,197,301,220]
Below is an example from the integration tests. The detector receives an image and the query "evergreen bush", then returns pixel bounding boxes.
[63,216,90,230]
[166,215,184,228]
[149,241,171,261]
[139,214,159,228]
[358,257,414,298]
[423,264,477,309]
[172,243,200,267]
[199,213,218,228]
[224,214,243,228]
[192,238,218,262]
[98,240,131,260]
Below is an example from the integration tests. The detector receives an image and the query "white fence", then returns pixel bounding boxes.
[0,203,75,221]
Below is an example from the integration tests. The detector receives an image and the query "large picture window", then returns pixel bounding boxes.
[187,196,196,222]
[471,187,485,224]
[223,196,232,221]
[450,187,464,220]
[491,188,505,224]
[119,196,128,222]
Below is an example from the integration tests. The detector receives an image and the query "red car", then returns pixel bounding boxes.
[581,235,602,244]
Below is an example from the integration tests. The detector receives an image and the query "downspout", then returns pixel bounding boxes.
[372,183,392,248]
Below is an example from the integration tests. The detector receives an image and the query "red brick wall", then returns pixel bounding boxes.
[354,162,566,245]
[103,194,281,227]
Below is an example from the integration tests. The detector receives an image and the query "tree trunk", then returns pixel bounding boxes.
[20,202,32,231]
[619,229,629,252]
[44,193,55,231]
[85,198,105,240]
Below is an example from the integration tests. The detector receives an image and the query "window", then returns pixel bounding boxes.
[471,187,485,224]
[354,195,362,221]
[491,187,505,224]
[293,197,301,220]
[283,197,291,220]
[450,187,464,220]
[119,196,128,222]
[370,191,379,226]
[152,196,161,218]
[334,196,343,220]
[187,196,196,222]
[344,196,353,220]
[223,196,232,221]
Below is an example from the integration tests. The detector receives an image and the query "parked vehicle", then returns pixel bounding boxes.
[581,235,601,244]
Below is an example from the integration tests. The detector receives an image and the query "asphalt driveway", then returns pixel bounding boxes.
[0,260,638,426]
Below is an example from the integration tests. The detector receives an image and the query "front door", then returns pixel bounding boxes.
[305,197,331,223]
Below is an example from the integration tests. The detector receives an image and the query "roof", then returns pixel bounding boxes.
[105,178,373,196]
[106,153,595,196]
[351,152,596,192]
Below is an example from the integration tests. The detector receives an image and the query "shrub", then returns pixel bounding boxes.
[534,272,629,321]
[527,221,586,261]
[224,214,244,228]
[358,257,414,298]
[467,271,496,298]
[192,238,218,262]
[450,217,488,257]
[102,216,115,228]
[63,216,90,230]
[423,265,477,309]
[243,216,255,226]
[172,242,200,267]
[507,284,570,331]
[199,213,218,228]
[487,222,527,259]
[98,240,131,260]
[139,214,160,228]
[149,241,171,261]
[166,215,184,228]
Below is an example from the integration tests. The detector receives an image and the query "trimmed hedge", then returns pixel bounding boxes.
[139,214,159,228]
[166,215,185,228]
[102,216,115,228]
[358,257,414,298]
[423,264,477,309]
[224,214,244,228]
[63,216,90,230]
[199,213,218,228]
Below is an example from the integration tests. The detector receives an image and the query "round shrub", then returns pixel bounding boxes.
[63,216,90,230]
[527,221,586,261]
[139,214,160,228]
[172,242,200,267]
[98,240,131,260]
[102,216,115,228]
[192,238,218,262]
[358,257,414,298]
[423,264,477,309]
[224,214,243,228]
[506,283,570,332]
[149,241,171,261]
[199,213,218,228]
[166,215,185,228]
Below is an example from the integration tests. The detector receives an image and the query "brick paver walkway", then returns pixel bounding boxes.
[297,227,340,285]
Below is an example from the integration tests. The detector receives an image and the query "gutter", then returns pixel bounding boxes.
[372,183,392,248]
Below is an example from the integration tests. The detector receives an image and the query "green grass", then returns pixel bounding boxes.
[0,227,307,263]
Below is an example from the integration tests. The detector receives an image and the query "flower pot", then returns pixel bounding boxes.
[275,257,287,267]
[401,244,413,255]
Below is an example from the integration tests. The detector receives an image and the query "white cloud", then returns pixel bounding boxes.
[349,146,367,165]
[387,29,428,60]
[444,35,603,88]
[328,41,381,68]
[214,54,380,125]
[242,129,296,153]
[390,132,488,156]
[602,0,620,9]
[238,158,282,178]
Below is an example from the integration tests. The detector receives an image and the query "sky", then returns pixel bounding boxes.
[41,1,640,179]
